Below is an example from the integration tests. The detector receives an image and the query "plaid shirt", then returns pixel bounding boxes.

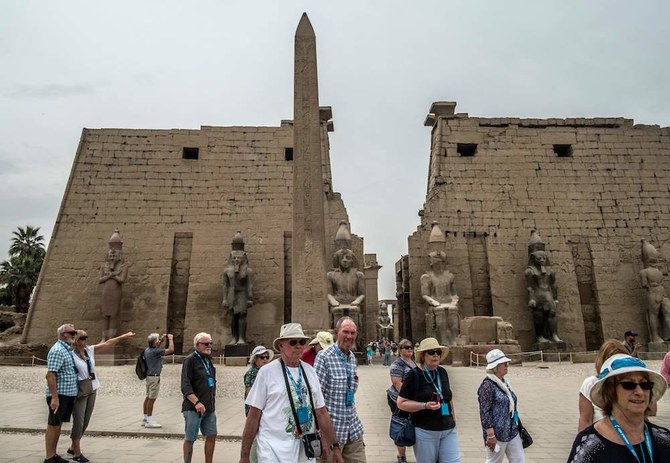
[45,340,78,397]
[314,345,364,443]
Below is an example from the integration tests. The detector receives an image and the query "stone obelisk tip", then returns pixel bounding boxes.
[296,12,315,36]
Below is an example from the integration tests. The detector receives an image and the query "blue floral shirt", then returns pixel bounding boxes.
[477,377,519,443]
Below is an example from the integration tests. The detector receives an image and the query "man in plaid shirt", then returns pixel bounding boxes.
[315,316,366,462]
[44,323,79,463]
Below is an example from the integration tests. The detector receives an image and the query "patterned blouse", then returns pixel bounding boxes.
[568,422,670,462]
[477,377,519,443]
[243,365,260,415]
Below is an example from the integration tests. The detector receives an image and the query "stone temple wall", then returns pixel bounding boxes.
[406,104,670,351]
[23,122,355,353]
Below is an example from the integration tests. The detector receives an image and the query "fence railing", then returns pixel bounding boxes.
[469,349,667,367]
[0,353,237,367]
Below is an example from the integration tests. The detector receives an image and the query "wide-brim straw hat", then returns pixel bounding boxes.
[486,349,512,370]
[415,337,449,363]
[309,331,334,350]
[273,323,310,351]
[590,353,667,409]
[249,345,274,365]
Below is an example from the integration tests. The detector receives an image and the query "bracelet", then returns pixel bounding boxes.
[422,402,427,410]
[195,400,201,406]
[486,436,495,440]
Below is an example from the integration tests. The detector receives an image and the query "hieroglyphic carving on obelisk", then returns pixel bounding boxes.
[291,13,329,329]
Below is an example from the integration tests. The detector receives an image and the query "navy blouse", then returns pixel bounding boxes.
[477,377,519,443]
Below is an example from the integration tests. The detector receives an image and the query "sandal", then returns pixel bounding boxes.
[73,455,90,463]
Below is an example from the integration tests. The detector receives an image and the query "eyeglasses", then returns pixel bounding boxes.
[618,381,654,391]
[78,336,88,341]
[287,339,308,346]
[198,342,212,346]
[425,350,442,357]
[64,331,77,336]
[257,355,270,360]
[401,346,413,350]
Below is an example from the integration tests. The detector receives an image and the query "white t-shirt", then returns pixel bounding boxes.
[72,346,101,390]
[245,359,326,463]
[579,375,603,422]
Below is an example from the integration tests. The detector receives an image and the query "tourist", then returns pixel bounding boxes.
[661,348,670,385]
[44,324,78,463]
[383,339,392,366]
[477,349,524,463]
[181,332,217,463]
[397,337,460,463]
[301,331,333,366]
[567,354,670,462]
[387,338,416,463]
[366,343,374,365]
[244,345,273,463]
[240,323,341,463]
[577,339,627,432]
[142,332,174,428]
[315,316,367,462]
[67,329,135,462]
[623,330,641,357]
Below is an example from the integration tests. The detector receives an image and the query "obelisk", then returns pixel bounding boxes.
[291,13,329,330]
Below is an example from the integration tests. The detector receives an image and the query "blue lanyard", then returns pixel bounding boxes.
[194,351,212,378]
[285,365,305,404]
[421,364,442,399]
[333,344,353,391]
[609,416,653,463]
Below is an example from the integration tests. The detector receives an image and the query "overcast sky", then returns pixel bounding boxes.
[1,1,669,300]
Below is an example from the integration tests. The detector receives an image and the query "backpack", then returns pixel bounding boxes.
[135,350,148,380]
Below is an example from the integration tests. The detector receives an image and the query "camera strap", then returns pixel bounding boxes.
[280,359,320,436]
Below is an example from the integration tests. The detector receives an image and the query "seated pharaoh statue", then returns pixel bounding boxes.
[639,239,670,343]
[327,221,365,329]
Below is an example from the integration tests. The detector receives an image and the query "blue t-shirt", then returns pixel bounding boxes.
[144,347,166,375]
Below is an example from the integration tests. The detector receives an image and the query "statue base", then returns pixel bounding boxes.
[646,341,669,360]
[224,344,252,366]
[533,340,567,352]
[449,344,522,367]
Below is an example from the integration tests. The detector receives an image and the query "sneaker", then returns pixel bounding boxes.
[44,455,68,463]
[67,449,75,455]
[141,418,147,427]
[73,455,90,463]
[396,457,407,463]
[144,418,162,428]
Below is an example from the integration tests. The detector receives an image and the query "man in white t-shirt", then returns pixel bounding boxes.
[240,323,343,463]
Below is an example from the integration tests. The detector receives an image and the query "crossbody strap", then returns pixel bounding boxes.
[280,358,306,436]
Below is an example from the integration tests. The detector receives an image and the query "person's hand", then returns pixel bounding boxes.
[50,396,59,412]
[331,448,344,463]
[195,402,206,415]
[124,331,136,338]
[167,334,174,340]
[425,400,441,411]
[486,435,497,451]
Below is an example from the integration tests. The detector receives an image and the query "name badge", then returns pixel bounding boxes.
[208,377,215,388]
[297,406,310,424]
[441,402,450,416]
[346,391,354,406]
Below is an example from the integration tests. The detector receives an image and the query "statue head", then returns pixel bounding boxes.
[333,248,357,271]
[428,251,447,270]
[105,247,124,266]
[530,250,550,267]
[228,250,248,274]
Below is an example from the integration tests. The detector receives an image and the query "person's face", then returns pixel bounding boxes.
[60,325,76,345]
[340,253,353,269]
[615,372,652,415]
[400,343,414,360]
[494,362,509,378]
[196,336,213,356]
[337,320,358,352]
[254,351,271,367]
[422,348,442,369]
[280,338,308,363]
[76,332,89,348]
[626,335,636,344]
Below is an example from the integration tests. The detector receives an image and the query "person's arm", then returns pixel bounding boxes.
[93,331,135,354]
[315,406,344,463]
[239,406,262,463]
[164,334,174,355]
[390,376,403,392]
[577,393,594,432]
[46,371,59,411]
[478,380,496,449]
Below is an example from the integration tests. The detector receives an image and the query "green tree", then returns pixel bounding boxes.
[0,226,45,312]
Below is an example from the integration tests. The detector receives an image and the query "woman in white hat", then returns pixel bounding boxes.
[568,353,670,462]
[397,337,460,462]
[477,349,524,463]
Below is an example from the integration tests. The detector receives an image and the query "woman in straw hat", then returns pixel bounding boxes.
[567,353,670,462]
[477,349,524,463]
[397,337,460,462]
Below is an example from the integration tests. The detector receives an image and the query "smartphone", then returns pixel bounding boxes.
[494,444,501,453]
[431,392,441,403]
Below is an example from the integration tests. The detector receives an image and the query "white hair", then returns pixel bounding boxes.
[147,333,160,347]
[193,332,212,347]
[57,324,72,336]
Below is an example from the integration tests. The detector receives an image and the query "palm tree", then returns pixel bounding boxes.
[0,226,46,312]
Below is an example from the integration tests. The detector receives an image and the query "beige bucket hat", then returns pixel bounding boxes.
[415,337,449,363]
[309,331,334,349]
[273,323,310,351]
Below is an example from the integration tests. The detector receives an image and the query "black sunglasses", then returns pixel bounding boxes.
[257,355,270,360]
[78,336,88,341]
[425,349,442,357]
[618,381,653,391]
[288,339,308,346]
[198,342,212,346]
[64,331,77,336]
[401,346,413,350]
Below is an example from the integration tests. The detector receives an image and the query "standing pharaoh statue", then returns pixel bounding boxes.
[327,221,365,329]
[377,302,393,340]
[525,230,563,344]
[639,239,670,343]
[420,222,460,345]
[222,231,254,345]
[99,229,128,341]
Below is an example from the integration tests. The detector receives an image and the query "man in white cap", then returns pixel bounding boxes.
[302,331,334,367]
[240,323,342,463]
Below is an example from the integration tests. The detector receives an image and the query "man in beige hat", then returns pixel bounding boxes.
[240,323,342,463]
[302,331,334,367]
[315,316,366,462]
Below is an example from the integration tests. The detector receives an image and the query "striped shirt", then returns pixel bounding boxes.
[45,340,78,397]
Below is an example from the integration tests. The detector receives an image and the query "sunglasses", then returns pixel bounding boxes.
[401,346,413,350]
[257,355,270,360]
[198,342,212,346]
[78,336,88,341]
[64,331,77,336]
[287,339,308,346]
[425,349,442,357]
[618,381,654,391]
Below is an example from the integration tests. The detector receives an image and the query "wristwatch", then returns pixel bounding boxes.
[329,442,341,451]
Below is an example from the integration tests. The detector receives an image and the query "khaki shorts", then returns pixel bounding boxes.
[145,375,161,399]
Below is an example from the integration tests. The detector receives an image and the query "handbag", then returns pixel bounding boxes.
[77,378,94,398]
[518,419,533,448]
[389,412,415,447]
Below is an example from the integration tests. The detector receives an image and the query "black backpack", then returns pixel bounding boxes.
[135,350,148,380]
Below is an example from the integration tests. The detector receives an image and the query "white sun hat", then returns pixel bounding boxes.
[486,349,512,370]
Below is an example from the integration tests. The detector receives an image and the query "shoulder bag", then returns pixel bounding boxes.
[518,418,533,448]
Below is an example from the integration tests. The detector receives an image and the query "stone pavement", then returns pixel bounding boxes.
[1,360,669,462]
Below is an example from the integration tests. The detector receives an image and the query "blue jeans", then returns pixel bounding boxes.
[414,426,460,463]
